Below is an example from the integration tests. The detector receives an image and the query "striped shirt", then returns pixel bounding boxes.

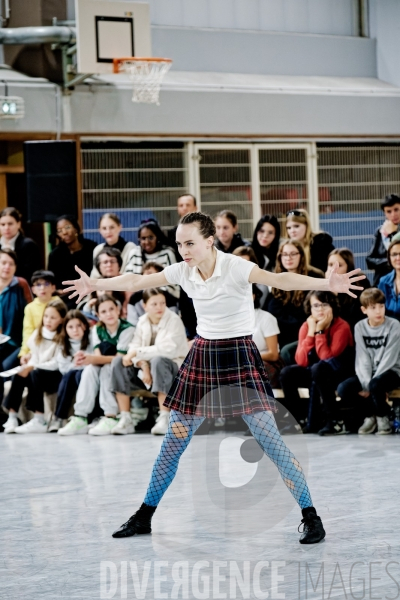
[125,245,179,298]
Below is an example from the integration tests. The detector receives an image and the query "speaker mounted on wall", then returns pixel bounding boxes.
[24,140,78,222]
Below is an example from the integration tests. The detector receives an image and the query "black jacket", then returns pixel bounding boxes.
[366,225,399,286]
[310,232,335,273]
[4,234,42,284]
[215,233,249,254]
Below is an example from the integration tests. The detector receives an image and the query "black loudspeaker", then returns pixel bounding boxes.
[24,140,78,222]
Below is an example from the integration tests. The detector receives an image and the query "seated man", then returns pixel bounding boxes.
[337,288,400,435]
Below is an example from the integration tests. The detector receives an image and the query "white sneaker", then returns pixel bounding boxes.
[376,415,392,435]
[214,417,226,428]
[15,417,48,434]
[58,416,88,436]
[48,416,62,433]
[358,416,377,435]
[88,416,118,436]
[130,407,148,427]
[112,413,135,435]
[3,414,19,434]
[151,411,170,435]
[87,417,101,430]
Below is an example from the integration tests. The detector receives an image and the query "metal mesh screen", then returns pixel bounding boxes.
[317,145,400,274]
[259,147,310,229]
[81,143,188,244]
[198,148,253,239]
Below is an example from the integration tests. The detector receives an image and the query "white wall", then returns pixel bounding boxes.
[369,0,400,87]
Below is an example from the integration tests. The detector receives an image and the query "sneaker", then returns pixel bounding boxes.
[299,512,326,544]
[3,414,19,434]
[214,417,226,428]
[58,416,88,436]
[88,416,118,436]
[280,423,302,435]
[376,415,392,435]
[112,503,156,538]
[358,416,377,435]
[48,416,62,433]
[130,407,149,427]
[318,420,347,436]
[151,411,170,435]
[87,417,101,430]
[112,413,134,435]
[393,419,400,434]
[15,417,48,434]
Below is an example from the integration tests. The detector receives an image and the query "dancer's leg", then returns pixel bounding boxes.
[112,409,205,538]
[144,409,205,506]
[242,410,312,509]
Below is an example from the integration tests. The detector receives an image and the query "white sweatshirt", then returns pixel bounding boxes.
[27,328,59,371]
[56,338,94,375]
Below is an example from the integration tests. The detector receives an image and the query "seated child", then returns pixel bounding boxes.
[2,299,67,433]
[47,310,92,432]
[58,295,134,436]
[110,288,189,436]
[337,288,400,435]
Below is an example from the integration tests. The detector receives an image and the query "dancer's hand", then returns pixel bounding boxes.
[63,266,95,304]
[328,262,365,298]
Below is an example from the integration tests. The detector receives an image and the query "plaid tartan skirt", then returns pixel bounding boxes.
[163,335,277,418]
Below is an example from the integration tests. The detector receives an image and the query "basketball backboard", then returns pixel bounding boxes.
[75,0,151,74]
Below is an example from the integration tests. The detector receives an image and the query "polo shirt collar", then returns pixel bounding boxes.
[188,249,223,284]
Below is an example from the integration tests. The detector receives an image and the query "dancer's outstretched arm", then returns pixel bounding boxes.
[249,262,365,298]
[63,267,168,304]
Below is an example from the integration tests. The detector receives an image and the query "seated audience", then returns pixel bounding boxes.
[48,215,96,308]
[91,213,136,278]
[233,246,268,310]
[0,249,32,402]
[337,288,400,435]
[58,295,134,437]
[251,285,284,388]
[214,210,248,254]
[2,299,67,433]
[251,215,280,272]
[280,291,354,435]
[80,247,127,319]
[265,240,324,360]
[47,310,92,432]
[326,248,370,331]
[284,208,334,272]
[0,207,41,283]
[125,219,177,294]
[366,194,400,285]
[127,261,179,327]
[111,288,189,436]
[378,239,400,321]
[19,270,58,361]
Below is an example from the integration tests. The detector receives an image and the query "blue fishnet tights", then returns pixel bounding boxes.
[144,410,312,509]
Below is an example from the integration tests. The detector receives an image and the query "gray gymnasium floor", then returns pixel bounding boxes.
[2,431,400,600]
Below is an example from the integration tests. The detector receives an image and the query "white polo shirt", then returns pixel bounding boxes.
[164,250,256,339]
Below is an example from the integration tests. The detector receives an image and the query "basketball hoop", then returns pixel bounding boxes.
[113,57,172,105]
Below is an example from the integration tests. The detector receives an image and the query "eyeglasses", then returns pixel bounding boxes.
[99,259,118,265]
[140,235,156,242]
[33,281,52,288]
[281,252,300,259]
[286,210,303,217]
[311,303,330,310]
[56,225,74,234]
[390,252,400,259]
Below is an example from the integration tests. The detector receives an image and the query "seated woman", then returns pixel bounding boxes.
[0,207,41,283]
[285,208,334,273]
[91,213,136,278]
[48,215,96,309]
[266,240,324,363]
[127,261,179,327]
[378,239,400,321]
[250,215,280,272]
[252,285,284,388]
[214,210,248,254]
[110,288,189,436]
[326,248,370,331]
[279,291,354,435]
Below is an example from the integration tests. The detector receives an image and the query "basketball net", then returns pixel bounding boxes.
[113,58,172,105]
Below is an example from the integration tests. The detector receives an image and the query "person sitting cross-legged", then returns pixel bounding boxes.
[337,288,400,435]
[110,288,189,436]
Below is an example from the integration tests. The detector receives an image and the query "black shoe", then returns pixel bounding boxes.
[298,512,326,544]
[112,503,156,538]
[318,420,347,436]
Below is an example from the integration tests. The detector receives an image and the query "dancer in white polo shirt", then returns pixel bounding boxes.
[64,212,364,545]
